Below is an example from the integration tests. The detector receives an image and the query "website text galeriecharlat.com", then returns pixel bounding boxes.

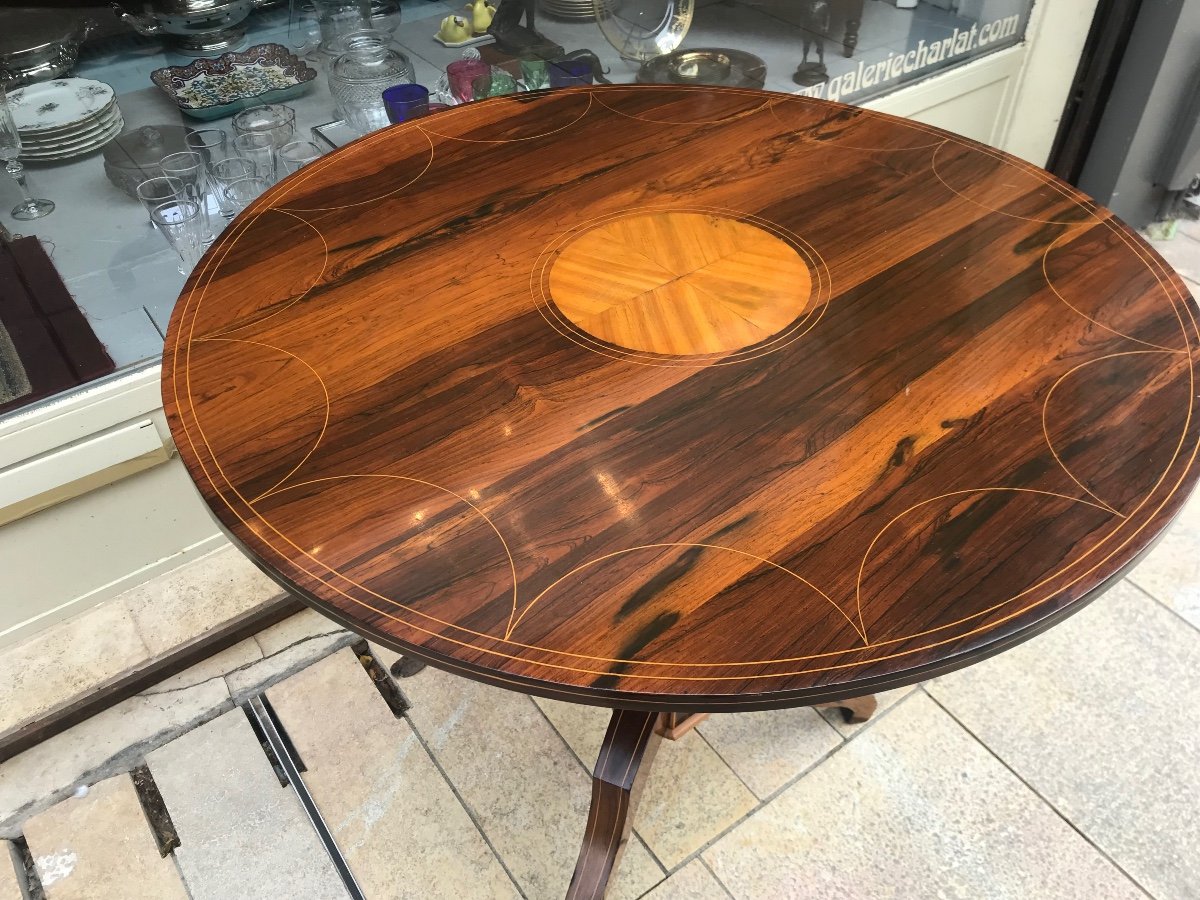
[794,14,1022,103]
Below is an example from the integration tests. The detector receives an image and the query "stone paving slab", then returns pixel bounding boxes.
[0,841,23,900]
[696,707,842,799]
[401,666,664,900]
[535,698,759,870]
[643,859,730,899]
[120,545,284,657]
[225,610,356,704]
[927,580,1200,899]
[1127,488,1200,629]
[146,709,346,900]
[0,665,232,838]
[703,692,1142,899]
[0,598,150,735]
[21,774,187,900]
[268,648,517,899]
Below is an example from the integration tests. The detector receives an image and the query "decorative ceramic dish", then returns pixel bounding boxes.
[150,43,318,121]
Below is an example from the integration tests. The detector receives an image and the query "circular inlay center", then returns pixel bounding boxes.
[548,211,813,355]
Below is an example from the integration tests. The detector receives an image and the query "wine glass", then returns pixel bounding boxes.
[0,86,54,220]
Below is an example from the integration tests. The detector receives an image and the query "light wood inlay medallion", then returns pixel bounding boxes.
[163,86,1200,713]
[547,211,813,355]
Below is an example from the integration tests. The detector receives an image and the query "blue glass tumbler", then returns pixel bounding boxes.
[383,83,431,123]
[548,59,593,88]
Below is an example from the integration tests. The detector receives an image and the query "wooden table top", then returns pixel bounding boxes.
[163,86,1200,712]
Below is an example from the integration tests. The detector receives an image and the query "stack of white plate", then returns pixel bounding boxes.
[540,0,596,21]
[8,78,124,162]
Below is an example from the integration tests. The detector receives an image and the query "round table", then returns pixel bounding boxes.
[163,86,1200,898]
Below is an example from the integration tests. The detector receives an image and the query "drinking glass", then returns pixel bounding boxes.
[232,104,296,150]
[222,175,270,214]
[472,68,517,99]
[160,151,214,242]
[277,140,323,175]
[446,58,489,103]
[185,128,228,169]
[520,57,549,90]
[234,132,278,183]
[0,87,54,220]
[383,83,430,123]
[548,58,593,88]
[150,199,205,275]
[136,175,185,222]
[210,157,255,218]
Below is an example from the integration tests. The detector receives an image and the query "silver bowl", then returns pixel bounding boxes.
[0,17,94,87]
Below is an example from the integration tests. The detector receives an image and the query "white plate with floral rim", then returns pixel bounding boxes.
[20,105,122,147]
[8,78,116,131]
[20,114,124,160]
[18,97,118,138]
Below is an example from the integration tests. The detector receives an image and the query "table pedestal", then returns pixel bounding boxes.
[567,696,877,898]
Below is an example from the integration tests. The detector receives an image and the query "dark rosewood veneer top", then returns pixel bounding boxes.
[163,86,1200,711]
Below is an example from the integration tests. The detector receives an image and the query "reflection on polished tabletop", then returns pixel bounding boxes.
[163,86,1200,714]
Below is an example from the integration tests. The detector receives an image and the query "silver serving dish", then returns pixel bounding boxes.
[637,47,766,89]
[0,15,95,87]
[111,0,273,55]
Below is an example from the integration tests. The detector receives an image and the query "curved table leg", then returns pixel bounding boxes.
[567,710,663,900]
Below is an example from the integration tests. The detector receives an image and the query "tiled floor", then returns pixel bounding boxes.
[1,227,1199,897]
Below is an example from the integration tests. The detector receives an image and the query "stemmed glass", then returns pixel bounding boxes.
[0,85,54,220]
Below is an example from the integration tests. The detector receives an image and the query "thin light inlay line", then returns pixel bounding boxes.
[201,209,330,340]
[592,89,772,126]
[189,337,332,504]
[508,542,865,644]
[1041,228,1181,354]
[1041,349,1180,518]
[164,86,1200,690]
[855,487,1121,642]
[768,100,947,151]
[273,124,436,213]
[259,474,522,639]
[929,140,1102,226]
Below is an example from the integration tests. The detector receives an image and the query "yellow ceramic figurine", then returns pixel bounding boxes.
[437,14,474,43]
[464,0,497,35]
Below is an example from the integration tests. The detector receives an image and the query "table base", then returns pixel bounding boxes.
[566,695,877,899]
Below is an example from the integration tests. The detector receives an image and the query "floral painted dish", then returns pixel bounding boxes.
[150,43,318,121]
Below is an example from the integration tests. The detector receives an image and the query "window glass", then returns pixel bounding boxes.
[0,0,1033,416]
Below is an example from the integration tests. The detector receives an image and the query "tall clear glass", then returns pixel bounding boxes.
[150,199,205,275]
[210,157,255,218]
[161,151,215,242]
[136,175,185,222]
[277,140,323,175]
[234,132,278,184]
